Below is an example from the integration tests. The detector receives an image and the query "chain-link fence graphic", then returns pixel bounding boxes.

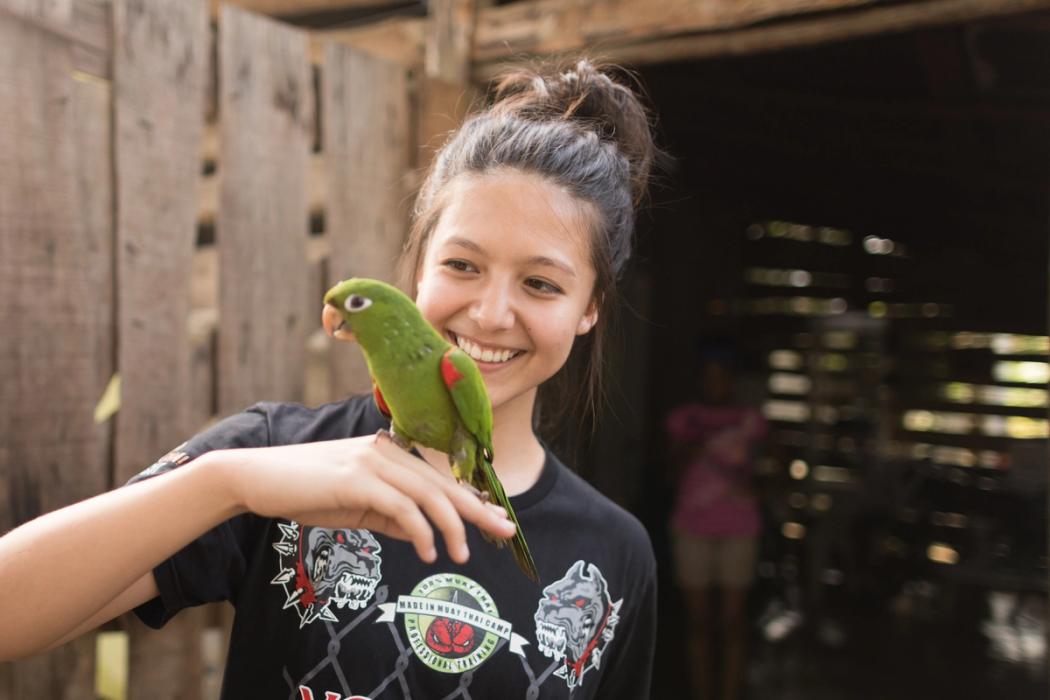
[282,585,564,699]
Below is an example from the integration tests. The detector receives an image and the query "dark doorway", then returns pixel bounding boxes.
[632,16,1050,700]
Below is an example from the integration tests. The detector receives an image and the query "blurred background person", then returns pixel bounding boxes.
[666,344,767,700]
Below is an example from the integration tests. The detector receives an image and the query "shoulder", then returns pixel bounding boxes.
[543,454,655,572]
[126,395,386,485]
[251,394,389,445]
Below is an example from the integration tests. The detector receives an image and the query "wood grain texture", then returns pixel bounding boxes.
[112,1,208,697]
[310,16,425,69]
[417,77,478,171]
[473,0,879,61]
[0,0,106,696]
[210,0,407,20]
[426,0,476,84]
[122,608,208,700]
[583,0,1050,67]
[217,4,313,414]
[322,43,411,397]
[113,0,208,483]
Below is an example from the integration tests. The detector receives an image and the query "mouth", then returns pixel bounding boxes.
[448,331,525,365]
[334,572,379,609]
[322,303,355,342]
[536,620,568,660]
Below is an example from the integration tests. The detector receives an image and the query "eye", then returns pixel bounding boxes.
[344,294,372,313]
[525,277,563,295]
[443,259,477,273]
[574,598,586,608]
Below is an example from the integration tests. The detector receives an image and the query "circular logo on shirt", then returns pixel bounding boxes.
[402,573,501,673]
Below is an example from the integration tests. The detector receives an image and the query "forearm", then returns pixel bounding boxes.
[0,452,244,660]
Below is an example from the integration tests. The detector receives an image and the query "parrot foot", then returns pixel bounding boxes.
[457,481,490,503]
[375,428,412,451]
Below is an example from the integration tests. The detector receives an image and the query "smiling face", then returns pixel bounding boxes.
[414,169,599,416]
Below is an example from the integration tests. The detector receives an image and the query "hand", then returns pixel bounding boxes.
[216,435,516,565]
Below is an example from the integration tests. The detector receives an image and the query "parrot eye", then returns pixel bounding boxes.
[344,295,372,313]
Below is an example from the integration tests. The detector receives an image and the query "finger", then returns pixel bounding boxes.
[302,510,415,543]
[374,443,515,542]
[359,481,437,563]
[443,481,517,540]
[378,465,472,563]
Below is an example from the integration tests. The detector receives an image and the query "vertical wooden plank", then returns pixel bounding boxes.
[217,5,313,415]
[112,1,208,699]
[0,1,108,698]
[417,76,477,170]
[112,0,208,476]
[322,43,412,396]
[425,0,476,85]
[122,607,208,700]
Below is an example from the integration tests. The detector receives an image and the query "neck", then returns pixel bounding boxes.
[491,388,546,495]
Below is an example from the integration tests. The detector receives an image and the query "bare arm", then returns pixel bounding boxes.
[0,435,513,661]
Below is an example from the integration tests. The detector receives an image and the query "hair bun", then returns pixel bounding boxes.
[490,58,657,205]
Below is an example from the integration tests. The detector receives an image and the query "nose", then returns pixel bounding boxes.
[468,277,515,332]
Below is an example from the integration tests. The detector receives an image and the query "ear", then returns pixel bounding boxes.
[576,299,599,335]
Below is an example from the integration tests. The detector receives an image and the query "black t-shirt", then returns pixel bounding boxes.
[130,396,657,699]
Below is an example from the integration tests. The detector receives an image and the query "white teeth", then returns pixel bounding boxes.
[454,334,520,364]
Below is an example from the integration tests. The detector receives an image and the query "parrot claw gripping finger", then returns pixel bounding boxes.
[457,481,490,503]
[375,428,412,451]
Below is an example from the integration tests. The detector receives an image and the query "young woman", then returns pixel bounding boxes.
[0,59,659,699]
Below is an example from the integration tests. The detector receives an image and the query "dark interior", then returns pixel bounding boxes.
[581,16,1050,698]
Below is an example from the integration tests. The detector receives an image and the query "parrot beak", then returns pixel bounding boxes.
[322,303,356,342]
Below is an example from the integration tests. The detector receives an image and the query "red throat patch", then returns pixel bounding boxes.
[441,348,464,388]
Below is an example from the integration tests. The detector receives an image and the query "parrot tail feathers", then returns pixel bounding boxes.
[477,455,539,583]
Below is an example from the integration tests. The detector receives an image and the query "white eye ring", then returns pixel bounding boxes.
[344,295,373,313]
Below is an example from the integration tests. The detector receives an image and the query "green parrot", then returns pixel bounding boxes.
[321,277,539,582]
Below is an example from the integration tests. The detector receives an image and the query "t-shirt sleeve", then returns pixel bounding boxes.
[126,405,271,629]
[596,538,658,698]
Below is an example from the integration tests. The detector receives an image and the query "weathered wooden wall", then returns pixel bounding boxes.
[0,1,109,697]
[0,0,449,696]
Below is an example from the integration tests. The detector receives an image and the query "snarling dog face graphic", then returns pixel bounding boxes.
[302,528,382,610]
[534,561,622,689]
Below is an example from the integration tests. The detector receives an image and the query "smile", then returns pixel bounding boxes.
[449,332,524,364]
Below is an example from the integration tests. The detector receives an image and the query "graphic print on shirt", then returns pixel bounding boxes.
[534,560,622,690]
[141,441,192,477]
[271,521,383,628]
[297,689,372,700]
[375,572,530,674]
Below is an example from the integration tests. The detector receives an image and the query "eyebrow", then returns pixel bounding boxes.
[445,235,578,278]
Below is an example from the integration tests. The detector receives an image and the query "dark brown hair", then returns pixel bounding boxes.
[399,57,659,441]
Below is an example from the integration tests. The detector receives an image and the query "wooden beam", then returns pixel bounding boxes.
[474,0,1050,78]
[309,0,1050,79]
[610,0,1050,66]
[310,16,424,67]
[473,0,879,62]
[210,0,409,20]
[426,0,476,83]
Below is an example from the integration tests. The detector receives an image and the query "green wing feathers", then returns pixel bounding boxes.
[441,348,539,582]
[478,453,539,583]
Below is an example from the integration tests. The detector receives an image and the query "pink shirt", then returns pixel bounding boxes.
[667,403,767,538]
